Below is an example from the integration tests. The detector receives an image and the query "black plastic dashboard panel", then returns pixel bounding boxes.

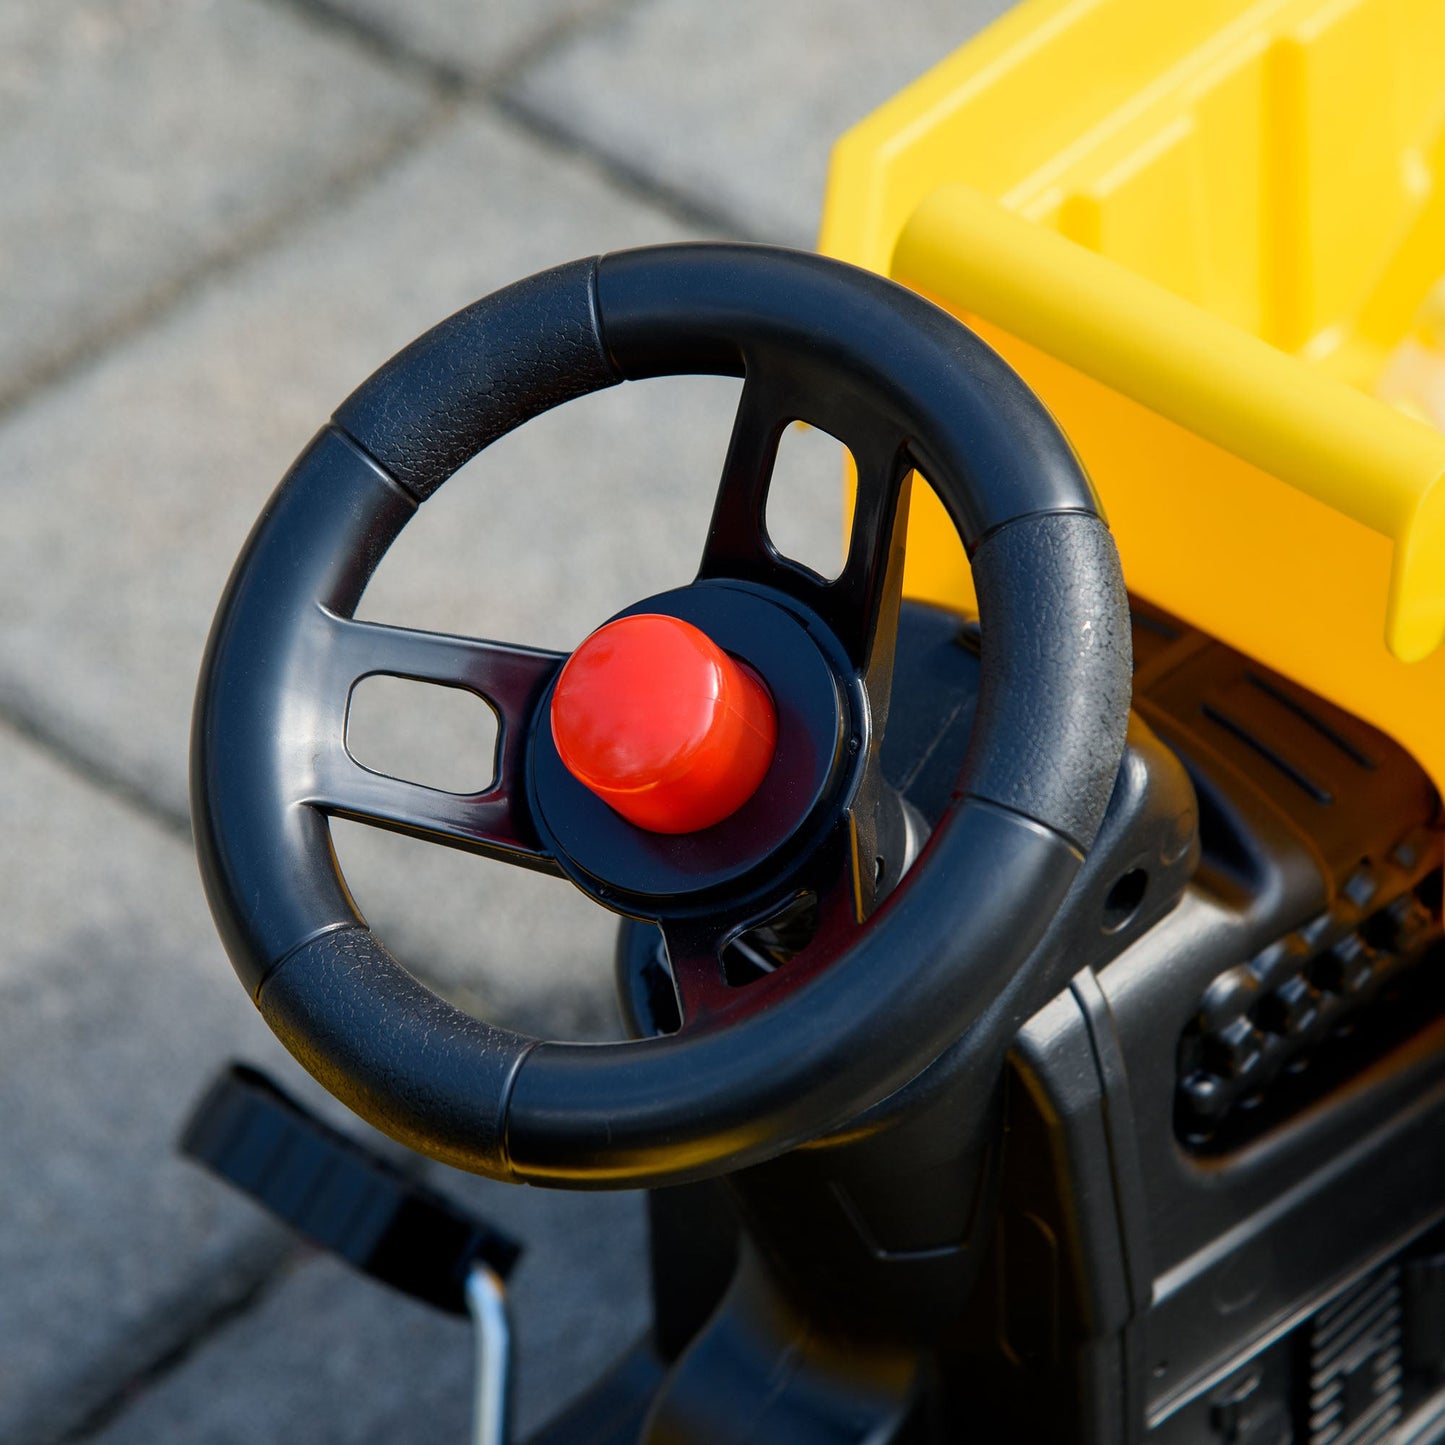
[1002,601,1445,1443]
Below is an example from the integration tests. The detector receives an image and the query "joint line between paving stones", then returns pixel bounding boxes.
[476,0,652,82]
[490,90,757,242]
[0,696,192,843]
[261,0,475,93]
[267,0,756,243]
[60,1248,305,1444]
[0,0,752,431]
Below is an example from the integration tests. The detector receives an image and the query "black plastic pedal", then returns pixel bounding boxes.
[180,1062,521,1315]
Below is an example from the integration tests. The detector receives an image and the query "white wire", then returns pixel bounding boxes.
[464,1265,512,1445]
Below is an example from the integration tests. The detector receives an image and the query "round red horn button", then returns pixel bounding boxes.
[549,614,778,834]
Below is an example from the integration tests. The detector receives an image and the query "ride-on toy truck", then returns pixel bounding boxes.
[182,1,1445,1440]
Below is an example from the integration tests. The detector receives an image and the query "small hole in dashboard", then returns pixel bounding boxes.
[1102,869,1148,933]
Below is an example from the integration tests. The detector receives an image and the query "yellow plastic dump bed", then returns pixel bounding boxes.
[820,0,1445,789]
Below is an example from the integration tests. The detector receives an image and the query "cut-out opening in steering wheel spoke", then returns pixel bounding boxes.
[699,367,912,695]
[722,889,821,986]
[765,422,849,583]
[302,611,566,871]
[661,852,866,1031]
[346,673,498,796]
[321,611,563,725]
[697,365,806,594]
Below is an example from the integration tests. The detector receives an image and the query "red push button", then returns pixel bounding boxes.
[550,614,777,834]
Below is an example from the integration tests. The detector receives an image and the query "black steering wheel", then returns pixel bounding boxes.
[191,244,1131,1189]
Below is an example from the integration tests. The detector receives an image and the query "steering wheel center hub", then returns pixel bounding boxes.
[549,612,778,835]
[530,584,856,911]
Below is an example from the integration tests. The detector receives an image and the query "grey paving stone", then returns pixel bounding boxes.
[0,718,649,1443]
[0,0,431,405]
[87,1180,649,1444]
[0,722,304,1444]
[322,0,615,81]
[509,0,1019,245]
[0,106,842,1037]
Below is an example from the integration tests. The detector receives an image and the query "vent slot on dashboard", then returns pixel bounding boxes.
[1307,1264,1404,1444]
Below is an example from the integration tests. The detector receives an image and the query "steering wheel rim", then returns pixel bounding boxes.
[191,244,1131,1188]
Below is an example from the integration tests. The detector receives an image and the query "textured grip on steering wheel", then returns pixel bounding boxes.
[333,258,619,500]
[258,926,528,1178]
[964,512,1132,850]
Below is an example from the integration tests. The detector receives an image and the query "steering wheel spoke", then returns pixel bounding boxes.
[700,367,912,698]
[305,612,563,870]
[661,840,867,1032]
[660,919,736,1028]
[698,364,815,595]
[320,611,563,719]
[306,753,559,870]
[829,443,913,707]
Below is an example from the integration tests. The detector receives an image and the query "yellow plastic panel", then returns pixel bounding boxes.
[1273,1,1410,350]
[820,0,1445,787]
[904,311,1445,793]
[1057,117,1209,309]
